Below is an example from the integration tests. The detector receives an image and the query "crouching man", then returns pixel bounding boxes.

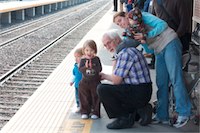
[97,30,152,129]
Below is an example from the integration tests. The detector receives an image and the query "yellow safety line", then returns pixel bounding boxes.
[63,119,93,133]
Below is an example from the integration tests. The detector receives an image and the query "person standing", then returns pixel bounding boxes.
[113,0,118,11]
[152,0,193,53]
[79,40,102,120]
[70,48,83,113]
[113,11,191,128]
[143,0,152,12]
[120,0,125,11]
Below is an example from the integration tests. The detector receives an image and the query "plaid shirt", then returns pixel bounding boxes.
[114,47,151,84]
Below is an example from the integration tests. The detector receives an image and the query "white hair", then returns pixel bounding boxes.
[102,29,121,40]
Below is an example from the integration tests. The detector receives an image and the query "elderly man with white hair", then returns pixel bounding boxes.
[97,30,153,129]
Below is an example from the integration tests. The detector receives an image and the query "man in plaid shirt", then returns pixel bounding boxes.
[97,30,152,129]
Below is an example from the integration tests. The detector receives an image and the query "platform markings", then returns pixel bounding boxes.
[63,119,92,133]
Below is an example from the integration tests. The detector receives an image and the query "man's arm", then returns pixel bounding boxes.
[100,73,123,85]
[112,74,123,85]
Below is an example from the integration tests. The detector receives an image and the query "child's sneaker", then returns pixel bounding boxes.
[72,106,80,113]
[81,114,89,119]
[91,114,99,120]
[173,116,189,128]
[74,107,80,113]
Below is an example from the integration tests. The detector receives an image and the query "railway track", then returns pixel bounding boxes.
[0,0,109,77]
[0,0,111,129]
[0,1,98,48]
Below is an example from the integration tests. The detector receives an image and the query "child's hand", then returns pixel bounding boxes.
[70,82,74,86]
[140,40,146,44]
[99,73,106,80]
[131,30,136,35]
[85,60,88,68]
[134,33,144,42]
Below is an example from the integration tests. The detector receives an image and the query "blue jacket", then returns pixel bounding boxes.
[72,63,82,88]
[142,11,167,38]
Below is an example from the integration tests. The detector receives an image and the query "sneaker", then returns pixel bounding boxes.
[75,107,80,113]
[91,114,99,120]
[148,62,155,69]
[72,106,80,113]
[152,115,169,125]
[81,114,89,119]
[173,116,189,128]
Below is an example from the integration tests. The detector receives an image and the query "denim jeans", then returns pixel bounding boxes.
[126,4,133,12]
[155,38,191,120]
[75,87,79,107]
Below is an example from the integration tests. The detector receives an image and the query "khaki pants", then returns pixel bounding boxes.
[120,2,124,11]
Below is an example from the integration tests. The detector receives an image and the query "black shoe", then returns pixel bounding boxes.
[107,113,135,129]
[137,103,152,126]
[148,54,155,69]
[135,113,140,121]
[148,63,155,69]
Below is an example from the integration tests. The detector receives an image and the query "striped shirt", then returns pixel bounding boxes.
[114,47,151,84]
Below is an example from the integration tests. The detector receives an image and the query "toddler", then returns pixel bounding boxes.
[70,48,83,113]
[78,40,102,120]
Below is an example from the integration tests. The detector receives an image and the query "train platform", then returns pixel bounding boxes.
[1,6,199,133]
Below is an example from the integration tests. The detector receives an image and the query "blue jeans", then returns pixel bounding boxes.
[75,87,80,107]
[155,38,191,120]
[126,4,133,12]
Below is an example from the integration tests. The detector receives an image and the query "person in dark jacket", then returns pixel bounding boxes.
[113,0,118,11]
[152,0,193,53]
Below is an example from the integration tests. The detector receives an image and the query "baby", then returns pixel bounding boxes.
[123,7,147,44]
